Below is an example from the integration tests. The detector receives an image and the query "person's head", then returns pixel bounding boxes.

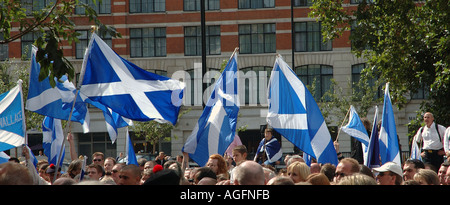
[233,161,265,185]
[310,163,321,174]
[414,168,439,185]
[232,145,248,165]
[286,155,304,167]
[305,173,330,185]
[264,128,274,141]
[423,112,434,127]
[67,159,82,178]
[267,176,295,185]
[438,162,449,185]
[320,163,336,182]
[194,167,217,185]
[104,157,116,173]
[86,164,103,181]
[337,173,377,185]
[373,162,403,185]
[0,162,33,185]
[445,165,450,185]
[46,163,62,183]
[206,154,228,176]
[92,152,105,166]
[334,158,360,183]
[144,160,157,171]
[111,163,124,184]
[287,161,310,183]
[118,164,142,185]
[403,159,425,181]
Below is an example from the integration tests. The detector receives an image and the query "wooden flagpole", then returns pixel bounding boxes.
[335,106,352,142]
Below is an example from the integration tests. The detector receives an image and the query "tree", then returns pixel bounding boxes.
[310,0,450,141]
[0,0,120,86]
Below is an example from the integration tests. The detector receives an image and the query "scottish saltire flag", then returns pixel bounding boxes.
[25,145,38,168]
[42,116,65,166]
[303,152,312,166]
[266,55,338,165]
[0,81,26,152]
[341,105,370,146]
[365,106,381,168]
[0,152,10,164]
[182,51,239,166]
[254,137,282,164]
[79,33,184,125]
[26,46,90,132]
[125,128,138,166]
[410,138,422,161]
[379,83,401,165]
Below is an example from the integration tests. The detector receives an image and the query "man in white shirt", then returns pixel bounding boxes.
[413,112,446,171]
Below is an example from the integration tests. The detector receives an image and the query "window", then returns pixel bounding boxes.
[184,26,221,56]
[130,0,165,13]
[240,66,272,105]
[21,32,41,59]
[411,85,429,100]
[184,0,220,11]
[293,0,312,7]
[238,0,274,9]
[78,132,116,159]
[75,30,112,59]
[22,0,54,15]
[295,65,333,100]
[75,0,111,14]
[294,22,332,52]
[239,24,276,54]
[130,28,166,58]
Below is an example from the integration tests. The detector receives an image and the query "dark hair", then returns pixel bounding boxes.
[195,167,217,182]
[405,159,425,169]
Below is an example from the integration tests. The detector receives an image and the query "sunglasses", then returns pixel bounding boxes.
[93,159,103,162]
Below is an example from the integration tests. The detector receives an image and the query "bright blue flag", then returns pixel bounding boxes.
[126,128,138,166]
[42,116,65,166]
[0,81,26,152]
[266,55,338,165]
[182,51,240,166]
[25,145,38,168]
[365,106,381,168]
[26,46,90,132]
[79,33,185,125]
[341,105,370,146]
[379,83,401,165]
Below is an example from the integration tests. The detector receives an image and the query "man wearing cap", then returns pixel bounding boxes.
[373,162,403,185]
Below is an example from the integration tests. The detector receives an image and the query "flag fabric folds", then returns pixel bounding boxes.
[266,55,338,165]
[79,33,185,125]
[365,106,381,168]
[0,152,10,164]
[341,105,370,146]
[379,83,401,165]
[255,137,282,164]
[42,116,65,166]
[125,128,138,166]
[0,81,26,152]
[26,46,90,132]
[182,51,240,167]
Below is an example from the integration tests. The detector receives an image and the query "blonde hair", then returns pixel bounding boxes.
[287,161,310,182]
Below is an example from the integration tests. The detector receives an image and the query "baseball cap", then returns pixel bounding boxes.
[373,162,403,177]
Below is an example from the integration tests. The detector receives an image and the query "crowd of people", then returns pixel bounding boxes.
[0,111,449,186]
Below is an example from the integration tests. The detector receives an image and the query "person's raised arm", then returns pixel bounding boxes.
[67,132,78,161]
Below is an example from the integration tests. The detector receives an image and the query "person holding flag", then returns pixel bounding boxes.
[254,127,282,165]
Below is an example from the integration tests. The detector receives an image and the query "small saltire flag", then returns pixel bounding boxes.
[266,55,338,165]
[79,155,87,181]
[341,105,370,164]
[42,116,65,166]
[25,145,38,168]
[125,128,138,166]
[379,83,401,165]
[182,51,240,166]
[341,105,370,146]
[26,46,90,132]
[79,33,185,125]
[365,106,381,168]
[0,81,26,152]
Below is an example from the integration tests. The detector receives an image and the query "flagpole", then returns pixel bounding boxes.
[335,106,352,142]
